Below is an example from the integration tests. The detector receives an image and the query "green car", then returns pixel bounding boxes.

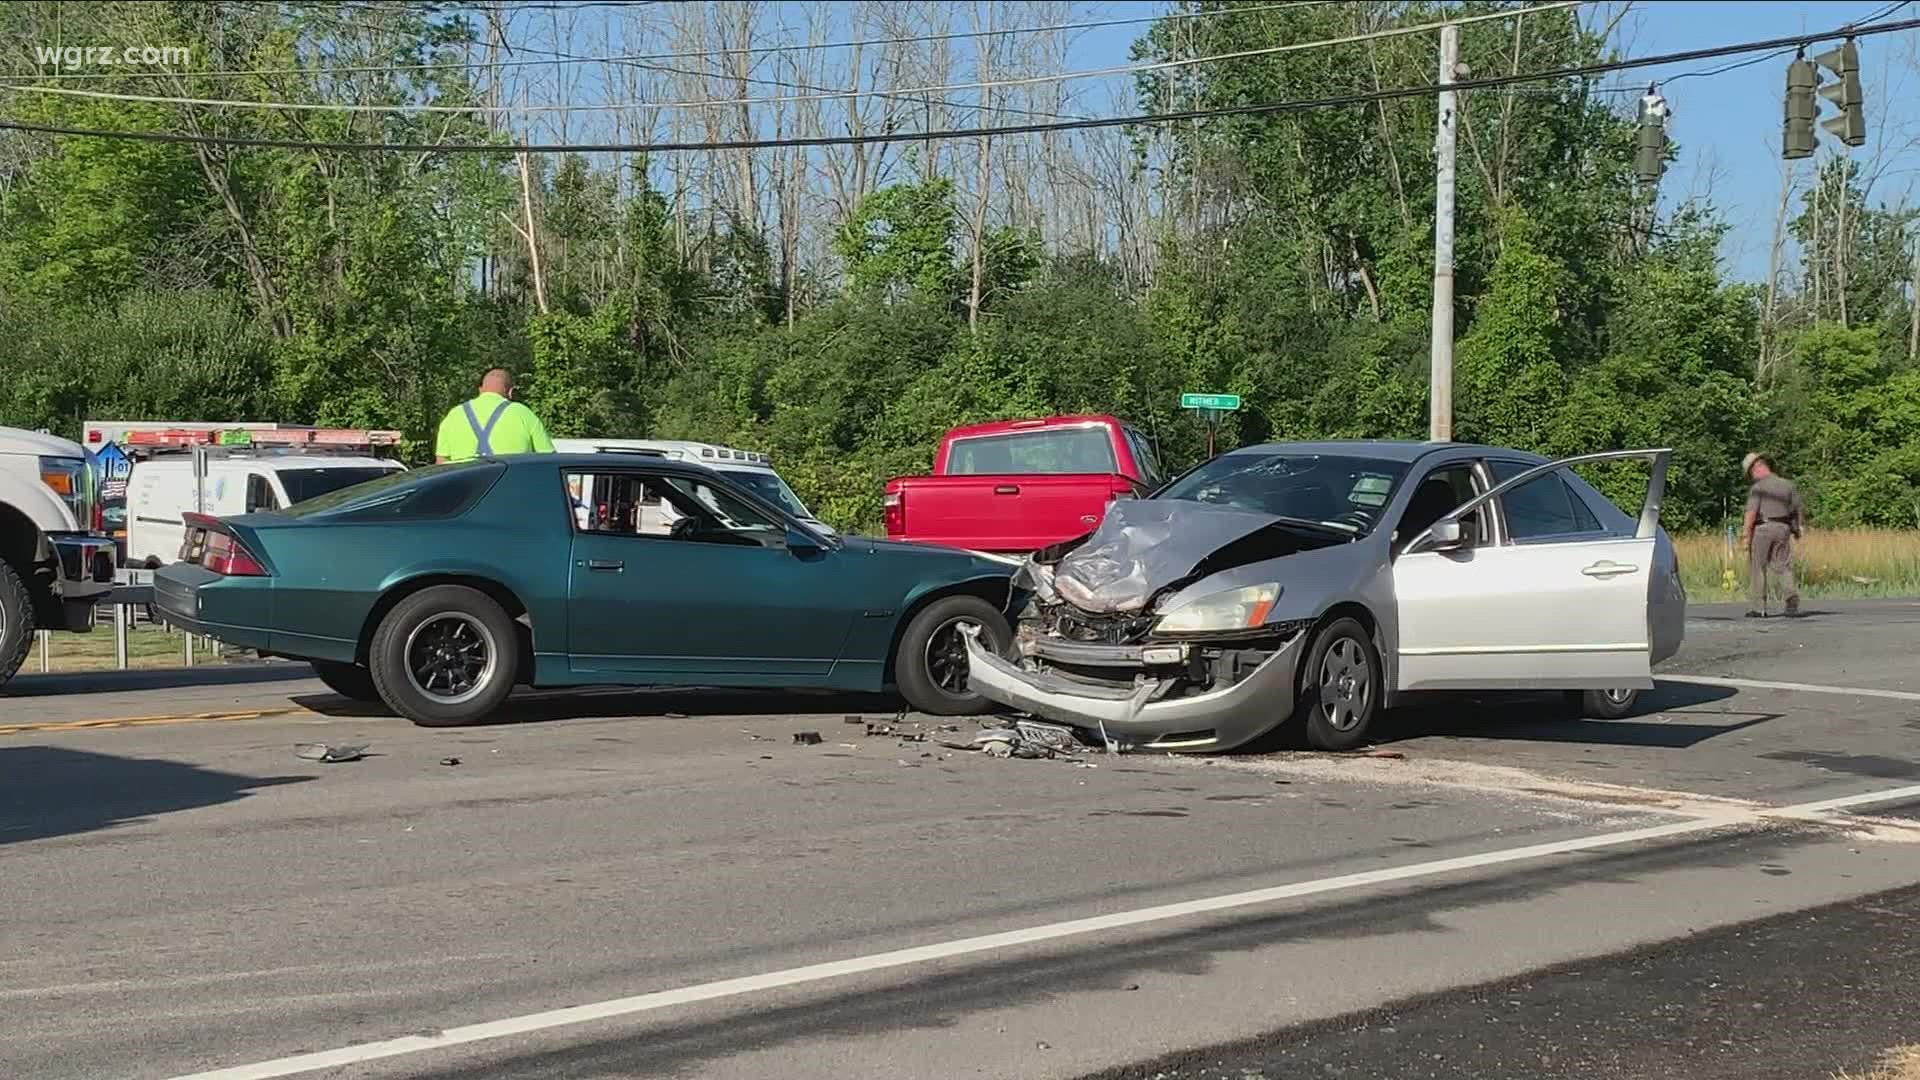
[154,454,1018,725]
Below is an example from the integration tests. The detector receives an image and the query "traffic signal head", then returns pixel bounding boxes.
[1784,57,1817,160]
[1814,40,1865,147]
[1634,87,1668,184]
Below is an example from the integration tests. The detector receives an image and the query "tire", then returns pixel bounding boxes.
[1566,687,1640,720]
[894,595,1011,716]
[367,585,518,727]
[0,559,35,689]
[311,660,381,702]
[1294,617,1383,752]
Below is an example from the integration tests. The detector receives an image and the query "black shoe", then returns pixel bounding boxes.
[1744,610,1765,619]
[1784,597,1800,617]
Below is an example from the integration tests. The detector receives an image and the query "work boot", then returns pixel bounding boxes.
[1784,596,1800,617]
[1744,610,1764,619]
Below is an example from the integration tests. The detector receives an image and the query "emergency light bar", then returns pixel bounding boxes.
[124,427,401,450]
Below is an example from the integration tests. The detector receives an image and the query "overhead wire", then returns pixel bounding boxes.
[0,3,1582,115]
[3,14,1914,155]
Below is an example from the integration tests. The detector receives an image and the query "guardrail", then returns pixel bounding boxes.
[28,578,224,673]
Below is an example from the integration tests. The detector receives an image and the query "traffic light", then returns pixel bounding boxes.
[1814,39,1865,147]
[1784,57,1817,159]
[1635,86,1669,184]
[1784,40,1866,160]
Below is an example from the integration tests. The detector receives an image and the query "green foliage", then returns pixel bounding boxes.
[833,179,960,303]
[526,297,644,439]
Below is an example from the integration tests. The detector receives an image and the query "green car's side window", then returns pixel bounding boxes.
[564,470,779,548]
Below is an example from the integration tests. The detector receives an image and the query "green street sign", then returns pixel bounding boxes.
[1181,392,1241,411]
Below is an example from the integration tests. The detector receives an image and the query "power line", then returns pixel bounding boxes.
[5,14,1914,156]
[0,3,1580,116]
[1584,0,1910,94]
[10,1,1332,83]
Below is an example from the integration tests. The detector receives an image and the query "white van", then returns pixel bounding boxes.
[126,454,404,567]
[552,438,836,538]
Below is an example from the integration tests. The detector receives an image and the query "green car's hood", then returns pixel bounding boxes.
[839,535,1019,576]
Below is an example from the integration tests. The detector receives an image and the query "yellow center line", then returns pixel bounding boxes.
[0,707,311,736]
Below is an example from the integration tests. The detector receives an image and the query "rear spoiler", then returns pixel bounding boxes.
[181,512,230,535]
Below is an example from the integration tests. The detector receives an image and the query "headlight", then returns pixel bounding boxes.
[1153,583,1281,634]
[39,456,94,528]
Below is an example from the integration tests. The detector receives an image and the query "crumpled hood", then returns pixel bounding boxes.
[1030,499,1332,615]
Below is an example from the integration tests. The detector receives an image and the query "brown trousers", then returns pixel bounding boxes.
[1748,522,1799,609]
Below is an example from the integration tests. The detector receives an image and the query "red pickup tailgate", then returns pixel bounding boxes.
[884,473,1138,553]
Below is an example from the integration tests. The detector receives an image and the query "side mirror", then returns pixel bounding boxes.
[785,525,825,554]
[1428,519,1466,551]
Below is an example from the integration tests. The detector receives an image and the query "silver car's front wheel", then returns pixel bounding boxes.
[1568,687,1640,720]
[1297,618,1383,752]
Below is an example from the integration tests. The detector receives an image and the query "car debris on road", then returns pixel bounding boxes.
[293,743,367,763]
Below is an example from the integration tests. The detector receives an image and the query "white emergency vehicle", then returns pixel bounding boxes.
[551,438,836,538]
[121,427,405,567]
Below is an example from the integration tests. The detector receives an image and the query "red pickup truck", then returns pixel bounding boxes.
[883,415,1165,553]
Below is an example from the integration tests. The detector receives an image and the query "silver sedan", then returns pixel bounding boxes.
[963,442,1686,752]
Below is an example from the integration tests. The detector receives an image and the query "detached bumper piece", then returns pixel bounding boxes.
[962,628,1304,753]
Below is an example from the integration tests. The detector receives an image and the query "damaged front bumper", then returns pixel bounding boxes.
[962,629,1304,753]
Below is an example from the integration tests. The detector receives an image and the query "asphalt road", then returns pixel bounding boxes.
[2,600,1918,1080]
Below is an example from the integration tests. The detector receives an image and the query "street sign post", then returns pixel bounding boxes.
[1181,393,1241,457]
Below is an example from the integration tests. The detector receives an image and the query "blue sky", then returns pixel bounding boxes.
[1058,0,1920,282]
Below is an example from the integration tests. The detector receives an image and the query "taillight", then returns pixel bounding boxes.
[201,531,269,577]
[883,489,904,535]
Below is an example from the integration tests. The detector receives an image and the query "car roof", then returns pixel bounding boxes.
[1223,440,1546,466]
[510,452,734,476]
[943,415,1124,440]
[549,437,774,468]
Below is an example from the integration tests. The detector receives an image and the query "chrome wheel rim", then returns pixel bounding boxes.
[926,617,982,695]
[1603,688,1635,706]
[1319,636,1373,733]
[404,613,497,706]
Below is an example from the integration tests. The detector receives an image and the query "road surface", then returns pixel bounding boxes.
[2,600,1918,1079]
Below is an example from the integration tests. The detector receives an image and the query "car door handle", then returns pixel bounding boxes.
[1582,560,1639,578]
[585,559,625,572]
[994,485,1020,495]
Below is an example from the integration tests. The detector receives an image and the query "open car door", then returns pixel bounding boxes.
[1391,449,1671,692]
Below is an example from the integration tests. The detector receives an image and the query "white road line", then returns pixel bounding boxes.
[1662,674,1920,703]
[167,782,1920,1080]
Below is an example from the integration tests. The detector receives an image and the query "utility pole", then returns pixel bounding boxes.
[1428,22,1459,443]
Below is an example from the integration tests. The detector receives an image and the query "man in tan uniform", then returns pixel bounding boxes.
[1741,452,1804,617]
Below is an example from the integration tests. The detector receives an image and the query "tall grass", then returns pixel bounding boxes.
[1674,528,1920,601]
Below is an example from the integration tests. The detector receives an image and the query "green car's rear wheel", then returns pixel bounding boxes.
[894,595,1010,717]
[369,585,518,727]
[311,660,380,702]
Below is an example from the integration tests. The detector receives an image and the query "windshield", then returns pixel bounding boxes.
[722,468,815,520]
[278,466,402,505]
[1155,452,1411,535]
[947,427,1117,475]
